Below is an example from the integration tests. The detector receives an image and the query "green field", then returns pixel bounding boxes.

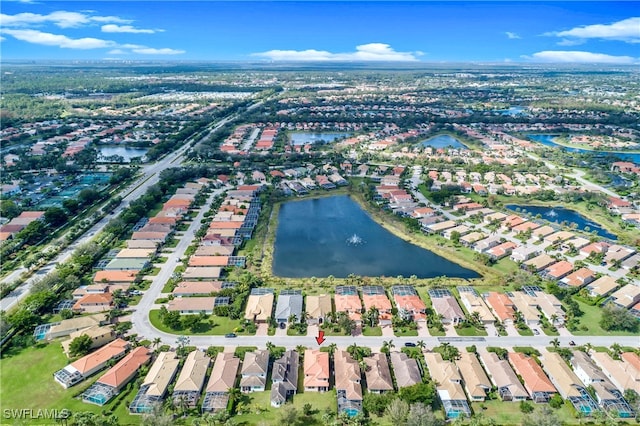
[149,310,254,335]
[570,299,639,337]
[0,341,141,425]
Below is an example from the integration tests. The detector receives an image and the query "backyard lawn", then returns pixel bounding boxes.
[470,399,581,425]
[0,341,141,425]
[571,299,638,336]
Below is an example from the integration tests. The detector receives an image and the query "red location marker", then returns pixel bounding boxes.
[315,330,326,345]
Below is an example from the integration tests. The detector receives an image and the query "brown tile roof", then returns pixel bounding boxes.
[70,339,129,374]
[509,352,556,395]
[98,347,151,389]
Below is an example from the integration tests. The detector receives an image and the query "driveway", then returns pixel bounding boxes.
[381,325,395,337]
[256,323,269,336]
[416,321,430,337]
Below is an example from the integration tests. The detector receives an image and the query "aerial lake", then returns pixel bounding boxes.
[527,134,640,164]
[98,146,148,162]
[505,204,616,240]
[273,195,480,278]
[421,135,467,150]
[289,132,351,146]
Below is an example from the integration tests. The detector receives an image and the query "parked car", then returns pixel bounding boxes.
[225,333,237,338]
[404,342,416,347]
[569,340,576,346]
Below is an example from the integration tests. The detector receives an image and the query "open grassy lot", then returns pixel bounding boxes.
[0,341,141,425]
[149,310,255,335]
[470,399,583,425]
[233,387,337,425]
[362,326,383,336]
[570,299,638,336]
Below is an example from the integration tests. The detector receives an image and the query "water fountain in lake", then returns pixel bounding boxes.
[346,233,364,246]
[546,210,558,218]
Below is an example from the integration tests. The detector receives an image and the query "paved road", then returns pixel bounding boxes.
[0,115,236,312]
[130,187,228,338]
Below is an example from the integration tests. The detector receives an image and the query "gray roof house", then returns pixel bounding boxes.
[270,350,299,407]
[240,350,270,393]
[274,290,303,325]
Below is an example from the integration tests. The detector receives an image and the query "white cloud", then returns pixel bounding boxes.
[0,11,131,28]
[101,24,162,34]
[1,28,184,55]
[505,32,520,39]
[1,28,115,49]
[253,43,421,61]
[557,38,585,47]
[132,47,184,55]
[526,50,637,64]
[547,17,640,44]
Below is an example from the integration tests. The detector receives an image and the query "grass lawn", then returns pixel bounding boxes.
[149,310,255,335]
[471,399,581,425]
[455,326,488,337]
[321,327,349,336]
[570,299,638,336]
[393,327,418,337]
[234,387,337,425]
[361,326,383,336]
[428,326,446,336]
[0,341,142,425]
[517,326,534,336]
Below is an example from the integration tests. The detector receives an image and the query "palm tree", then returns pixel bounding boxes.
[288,313,298,324]
[550,338,560,349]
[228,387,242,410]
[328,343,337,356]
[266,341,275,352]
[296,345,306,358]
[152,337,162,352]
[416,340,426,351]
[550,314,558,325]
[610,343,622,359]
[381,340,394,354]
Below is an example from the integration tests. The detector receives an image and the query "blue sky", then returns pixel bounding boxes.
[1,1,638,63]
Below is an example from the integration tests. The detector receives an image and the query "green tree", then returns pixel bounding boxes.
[522,406,562,426]
[44,206,68,227]
[399,382,437,405]
[69,334,93,357]
[385,398,409,424]
[406,402,443,426]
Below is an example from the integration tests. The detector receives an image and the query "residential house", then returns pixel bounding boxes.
[542,352,599,416]
[591,352,640,394]
[172,350,211,408]
[93,270,139,285]
[561,268,596,288]
[129,352,180,414]
[479,351,528,402]
[202,353,240,413]
[167,297,217,315]
[274,290,303,325]
[456,352,491,402]
[270,350,299,407]
[484,292,516,325]
[523,254,556,272]
[586,276,619,298]
[240,350,270,393]
[54,339,129,388]
[244,288,274,323]
[510,246,540,263]
[364,353,394,394]
[487,241,518,260]
[335,286,363,322]
[334,350,363,416]
[570,351,632,416]
[305,294,332,325]
[473,236,501,253]
[304,349,330,392]
[542,261,574,281]
[40,313,108,340]
[429,289,465,325]
[172,281,228,297]
[609,284,640,309]
[82,347,151,406]
[424,352,471,418]
[508,352,556,403]
[182,267,222,281]
[389,351,422,389]
[72,293,113,314]
[361,286,393,325]
[61,325,115,357]
[391,285,426,321]
[458,287,495,324]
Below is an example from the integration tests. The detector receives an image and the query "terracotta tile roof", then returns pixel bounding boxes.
[98,347,151,389]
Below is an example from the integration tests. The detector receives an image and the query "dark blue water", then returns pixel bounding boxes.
[289,132,351,146]
[273,195,480,278]
[527,134,640,164]
[505,204,616,240]
[421,135,467,150]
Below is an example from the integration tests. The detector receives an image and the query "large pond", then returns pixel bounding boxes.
[273,195,480,278]
[98,146,148,162]
[505,204,616,240]
[420,134,467,150]
[289,132,351,146]
[527,134,640,164]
